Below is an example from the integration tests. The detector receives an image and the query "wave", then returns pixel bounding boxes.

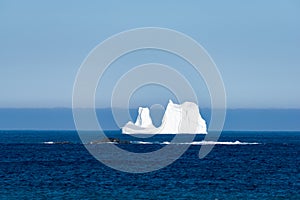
[42,141,71,145]
[43,141,55,144]
[130,141,153,145]
[41,140,260,145]
[132,140,260,145]
[190,141,260,145]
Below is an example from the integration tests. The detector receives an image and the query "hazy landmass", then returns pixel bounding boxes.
[0,108,299,131]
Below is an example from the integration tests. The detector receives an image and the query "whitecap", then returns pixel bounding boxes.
[130,140,260,145]
[43,141,54,144]
[130,141,153,144]
[189,141,260,145]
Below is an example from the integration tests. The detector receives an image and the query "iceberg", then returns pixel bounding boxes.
[122,100,207,134]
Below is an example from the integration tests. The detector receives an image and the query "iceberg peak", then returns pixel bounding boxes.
[134,107,154,128]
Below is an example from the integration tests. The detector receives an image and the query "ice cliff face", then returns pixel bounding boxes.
[122,100,207,134]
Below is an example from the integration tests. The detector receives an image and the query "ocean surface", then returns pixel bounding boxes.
[0,130,299,199]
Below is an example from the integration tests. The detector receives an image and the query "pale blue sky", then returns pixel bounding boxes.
[0,0,299,108]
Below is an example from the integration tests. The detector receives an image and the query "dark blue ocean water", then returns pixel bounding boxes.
[0,131,299,199]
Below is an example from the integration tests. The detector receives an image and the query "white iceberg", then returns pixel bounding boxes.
[122,100,207,134]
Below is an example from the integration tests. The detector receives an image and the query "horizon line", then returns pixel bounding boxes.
[0,129,300,132]
[0,107,300,110]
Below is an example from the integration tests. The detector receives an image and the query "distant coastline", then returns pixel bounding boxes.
[0,108,300,131]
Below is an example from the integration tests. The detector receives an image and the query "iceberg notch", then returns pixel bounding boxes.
[122,100,207,134]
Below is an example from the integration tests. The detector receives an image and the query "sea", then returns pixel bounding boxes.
[0,130,299,199]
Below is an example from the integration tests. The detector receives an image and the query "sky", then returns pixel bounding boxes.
[0,0,300,109]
